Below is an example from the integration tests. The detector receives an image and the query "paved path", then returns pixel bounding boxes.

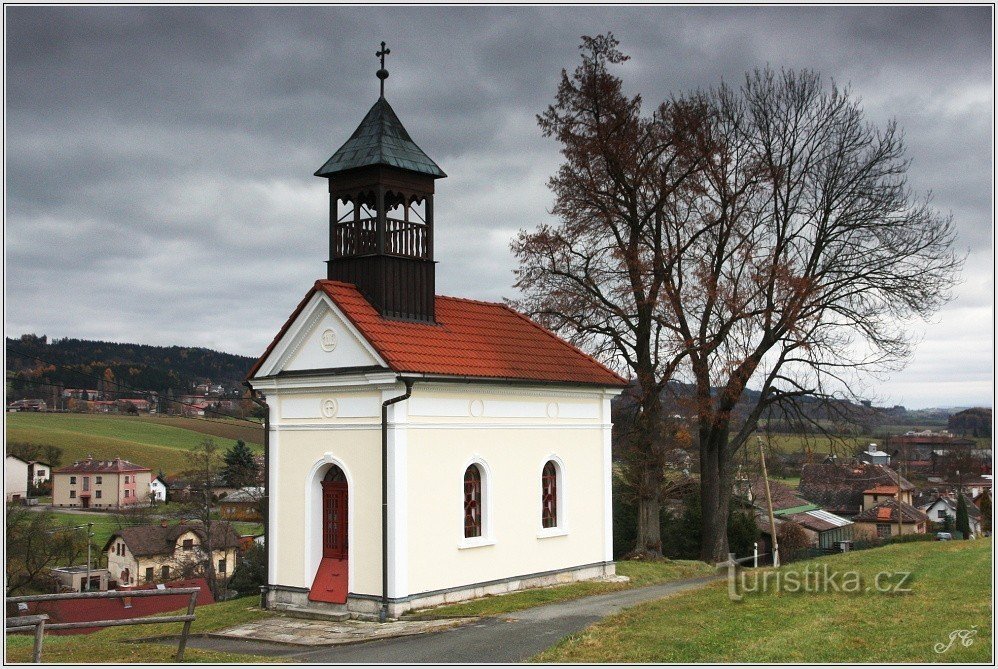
[180,573,722,663]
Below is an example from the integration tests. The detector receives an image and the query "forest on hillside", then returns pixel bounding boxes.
[6,334,256,402]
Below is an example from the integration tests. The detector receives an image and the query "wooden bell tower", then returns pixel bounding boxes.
[315,42,446,322]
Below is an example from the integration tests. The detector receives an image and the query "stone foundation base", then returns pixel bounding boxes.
[266,561,616,620]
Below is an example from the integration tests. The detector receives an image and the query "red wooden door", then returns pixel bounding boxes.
[309,466,348,604]
[322,472,348,558]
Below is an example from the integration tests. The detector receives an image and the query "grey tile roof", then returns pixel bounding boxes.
[315,97,446,178]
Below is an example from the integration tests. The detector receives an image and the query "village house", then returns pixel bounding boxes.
[5,455,30,501]
[219,487,264,521]
[851,500,929,539]
[7,398,47,412]
[856,443,890,465]
[28,460,51,488]
[247,54,627,620]
[149,475,168,503]
[800,462,916,517]
[49,565,110,593]
[115,398,151,413]
[862,484,914,509]
[919,494,983,535]
[52,457,152,509]
[103,522,241,587]
[735,474,853,558]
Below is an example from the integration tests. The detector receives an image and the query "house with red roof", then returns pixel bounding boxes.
[246,56,627,621]
[52,457,152,509]
[852,500,930,539]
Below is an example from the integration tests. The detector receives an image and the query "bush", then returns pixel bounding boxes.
[228,543,266,596]
[889,532,936,544]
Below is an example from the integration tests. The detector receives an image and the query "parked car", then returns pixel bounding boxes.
[936,532,953,541]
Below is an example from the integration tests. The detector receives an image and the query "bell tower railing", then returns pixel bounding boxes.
[331,217,429,259]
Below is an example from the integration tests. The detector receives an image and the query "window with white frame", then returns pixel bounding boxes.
[459,459,494,548]
[542,461,558,528]
[463,465,483,538]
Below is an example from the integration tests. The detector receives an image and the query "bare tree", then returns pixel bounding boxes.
[512,34,710,556]
[664,69,962,561]
[516,39,961,563]
[181,438,230,598]
[6,506,87,595]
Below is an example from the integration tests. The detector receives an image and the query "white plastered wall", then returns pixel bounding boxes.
[402,383,613,596]
[267,388,385,596]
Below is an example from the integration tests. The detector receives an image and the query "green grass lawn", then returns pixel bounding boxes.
[405,558,714,619]
[5,595,277,663]
[48,511,127,549]
[534,538,993,663]
[756,430,991,457]
[6,413,262,476]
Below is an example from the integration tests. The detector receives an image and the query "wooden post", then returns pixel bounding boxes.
[175,589,198,662]
[894,466,903,538]
[32,617,45,663]
[757,437,780,567]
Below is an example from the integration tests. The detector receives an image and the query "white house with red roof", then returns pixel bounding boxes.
[247,54,627,620]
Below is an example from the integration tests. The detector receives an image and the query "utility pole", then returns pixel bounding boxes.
[85,522,94,591]
[893,466,903,538]
[757,437,780,567]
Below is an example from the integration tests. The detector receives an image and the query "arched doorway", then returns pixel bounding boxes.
[308,465,349,603]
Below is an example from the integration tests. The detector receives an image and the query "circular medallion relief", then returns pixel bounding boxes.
[321,398,338,418]
[469,399,485,417]
[546,402,560,418]
[320,329,338,352]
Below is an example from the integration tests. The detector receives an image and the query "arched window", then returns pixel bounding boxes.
[542,461,558,528]
[463,465,482,538]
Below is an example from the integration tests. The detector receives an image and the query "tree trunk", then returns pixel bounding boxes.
[631,371,665,557]
[699,425,734,563]
[635,465,663,555]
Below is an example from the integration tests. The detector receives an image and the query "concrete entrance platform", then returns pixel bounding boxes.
[212,615,477,647]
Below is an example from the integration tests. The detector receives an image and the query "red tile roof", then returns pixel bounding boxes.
[864,485,899,495]
[55,457,151,474]
[249,280,628,387]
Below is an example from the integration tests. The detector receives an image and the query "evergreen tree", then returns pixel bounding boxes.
[222,440,259,488]
[956,494,971,539]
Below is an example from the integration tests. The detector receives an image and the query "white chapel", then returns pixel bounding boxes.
[247,48,627,619]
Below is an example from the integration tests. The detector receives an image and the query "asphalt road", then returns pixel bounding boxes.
[181,573,721,663]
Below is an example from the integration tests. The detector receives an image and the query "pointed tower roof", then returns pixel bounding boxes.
[315,97,446,178]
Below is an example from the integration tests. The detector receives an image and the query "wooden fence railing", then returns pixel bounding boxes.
[5,587,201,662]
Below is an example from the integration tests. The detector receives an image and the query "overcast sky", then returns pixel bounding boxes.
[5,6,993,409]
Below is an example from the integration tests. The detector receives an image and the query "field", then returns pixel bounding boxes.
[758,429,992,457]
[534,538,993,663]
[6,413,263,476]
[407,558,714,619]
[4,595,276,663]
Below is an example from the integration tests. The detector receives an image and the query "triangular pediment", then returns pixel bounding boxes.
[252,292,387,378]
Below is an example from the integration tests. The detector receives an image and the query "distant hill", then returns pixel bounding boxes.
[948,407,993,438]
[5,334,256,401]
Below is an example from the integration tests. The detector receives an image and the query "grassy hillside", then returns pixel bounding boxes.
[535,539,992,663]
[6,413,262,476]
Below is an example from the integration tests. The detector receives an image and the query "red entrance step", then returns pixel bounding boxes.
[308,557,348,604]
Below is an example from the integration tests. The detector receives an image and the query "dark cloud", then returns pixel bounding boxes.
[5,6,992,408]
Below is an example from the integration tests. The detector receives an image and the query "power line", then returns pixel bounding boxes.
[6,345,261,425]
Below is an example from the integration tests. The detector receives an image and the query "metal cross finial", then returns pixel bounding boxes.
[376,41,391,97]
